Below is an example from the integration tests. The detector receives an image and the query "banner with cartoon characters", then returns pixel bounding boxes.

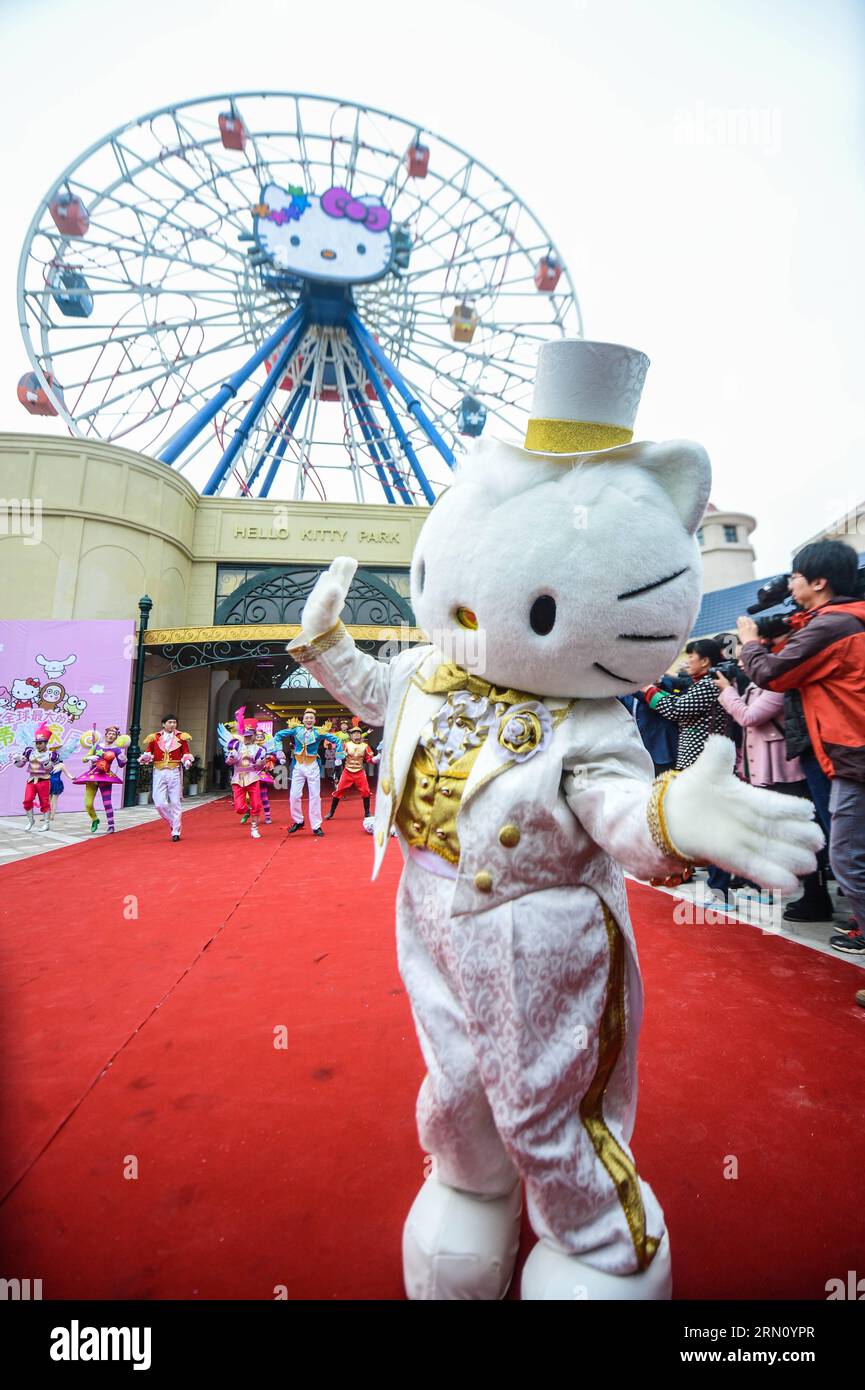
[0,621,135,815]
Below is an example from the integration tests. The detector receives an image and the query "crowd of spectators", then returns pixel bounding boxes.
[628,539,865,971]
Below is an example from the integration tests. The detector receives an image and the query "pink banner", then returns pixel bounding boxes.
[0,621,135,816]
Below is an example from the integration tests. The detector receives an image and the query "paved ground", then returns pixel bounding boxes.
[0,793,225,866]
[634,867,864,968]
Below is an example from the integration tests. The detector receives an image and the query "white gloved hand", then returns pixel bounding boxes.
[664,736,824,893]
[288,555,358,648]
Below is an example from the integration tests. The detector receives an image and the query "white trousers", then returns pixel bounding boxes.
[289,761,322,829]
[152,768,183,835]
[396,855,665,1276]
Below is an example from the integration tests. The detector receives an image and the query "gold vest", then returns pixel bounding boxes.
[395,741,484,866]
[345,739,367,773]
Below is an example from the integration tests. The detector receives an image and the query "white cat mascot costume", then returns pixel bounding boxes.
[288,340,822,1301]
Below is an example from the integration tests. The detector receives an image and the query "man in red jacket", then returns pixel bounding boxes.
[738,540,865,957]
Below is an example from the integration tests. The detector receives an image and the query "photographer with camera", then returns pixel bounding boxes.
[711,663,833,921]
[640,639,735,899]
[738,540,865,955]
[640,640,732,769]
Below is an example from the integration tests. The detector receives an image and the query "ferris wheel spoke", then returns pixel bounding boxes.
[105,138,252,243]
[72,310,297,433]
[53,319,267,399]
[78,222,248,287]
[407,194,517,263]
[67,171,251,267]
[401,225,528,288]
[395,343,529,429]
[394,168,476,251]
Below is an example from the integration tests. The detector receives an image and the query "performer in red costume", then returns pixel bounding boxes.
[226,714,266,838]
[13,724,59,831]
[325,727,378,821]
[137,715,193,841]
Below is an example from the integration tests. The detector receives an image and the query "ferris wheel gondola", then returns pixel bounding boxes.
[17,92,582,504]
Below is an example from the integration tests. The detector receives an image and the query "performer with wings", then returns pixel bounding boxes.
[74,725,130,834]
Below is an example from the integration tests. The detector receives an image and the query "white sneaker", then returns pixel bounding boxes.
[24,814,34,832]
[250,825,261,839]
[403,1176,521,1300]
[39,818,50,832]
[521,1230,672,1301]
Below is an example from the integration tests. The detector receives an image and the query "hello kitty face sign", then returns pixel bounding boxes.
[253,184,393,284]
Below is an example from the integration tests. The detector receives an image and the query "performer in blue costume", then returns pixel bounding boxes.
[277,707,335,836]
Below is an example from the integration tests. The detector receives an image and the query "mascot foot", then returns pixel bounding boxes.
[521,1230,672,1301]
[403,1176,521,1301]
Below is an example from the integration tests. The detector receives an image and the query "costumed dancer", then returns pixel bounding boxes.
[278,708,333,836]
[13,723,59,831]
[225,710,266,838]
[137,715,193,842]
[44,728,78,823]
[325,724,379,824]
[74,725,130,833]
[254,727,285,824]
[330,717,351,789]
[287,338,823,1301]
[49,759,68,823]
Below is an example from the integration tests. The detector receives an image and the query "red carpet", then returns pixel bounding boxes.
[1,796,863,1300]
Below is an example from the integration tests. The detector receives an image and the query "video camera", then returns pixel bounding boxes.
[746,574,798,640]
[708,659,750,693]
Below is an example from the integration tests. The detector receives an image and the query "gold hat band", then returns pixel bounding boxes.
[524,418,634,454]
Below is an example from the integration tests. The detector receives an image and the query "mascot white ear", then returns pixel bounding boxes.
[634,439,712,535]
[563,438,711,536]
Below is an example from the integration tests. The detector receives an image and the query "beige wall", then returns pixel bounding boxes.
[0,434,426,629]
[699,510,757,593]
[0,435,196,623]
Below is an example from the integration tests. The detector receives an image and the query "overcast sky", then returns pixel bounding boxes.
[1,0,863,575]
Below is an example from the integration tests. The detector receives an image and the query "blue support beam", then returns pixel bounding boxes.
[348,388,397,505]
[202,316,308,496]
[348,312,455,471]
[258,384,310,499]
[346,321,435,505]
[158,307,303,466]
[246,384,305,494]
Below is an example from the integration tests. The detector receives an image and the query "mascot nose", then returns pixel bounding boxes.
[320,248,336,260]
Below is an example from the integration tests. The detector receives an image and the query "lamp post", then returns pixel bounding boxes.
[125,595,153,808]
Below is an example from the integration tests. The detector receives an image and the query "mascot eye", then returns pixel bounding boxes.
[530,595,556,635]
[290,235,300,247]
[357,243,367,255]
[416,557,425,592]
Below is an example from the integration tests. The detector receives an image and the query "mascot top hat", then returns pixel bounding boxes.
[517,338,650,457]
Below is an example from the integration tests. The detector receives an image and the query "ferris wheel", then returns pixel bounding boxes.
[17,92,582,505]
